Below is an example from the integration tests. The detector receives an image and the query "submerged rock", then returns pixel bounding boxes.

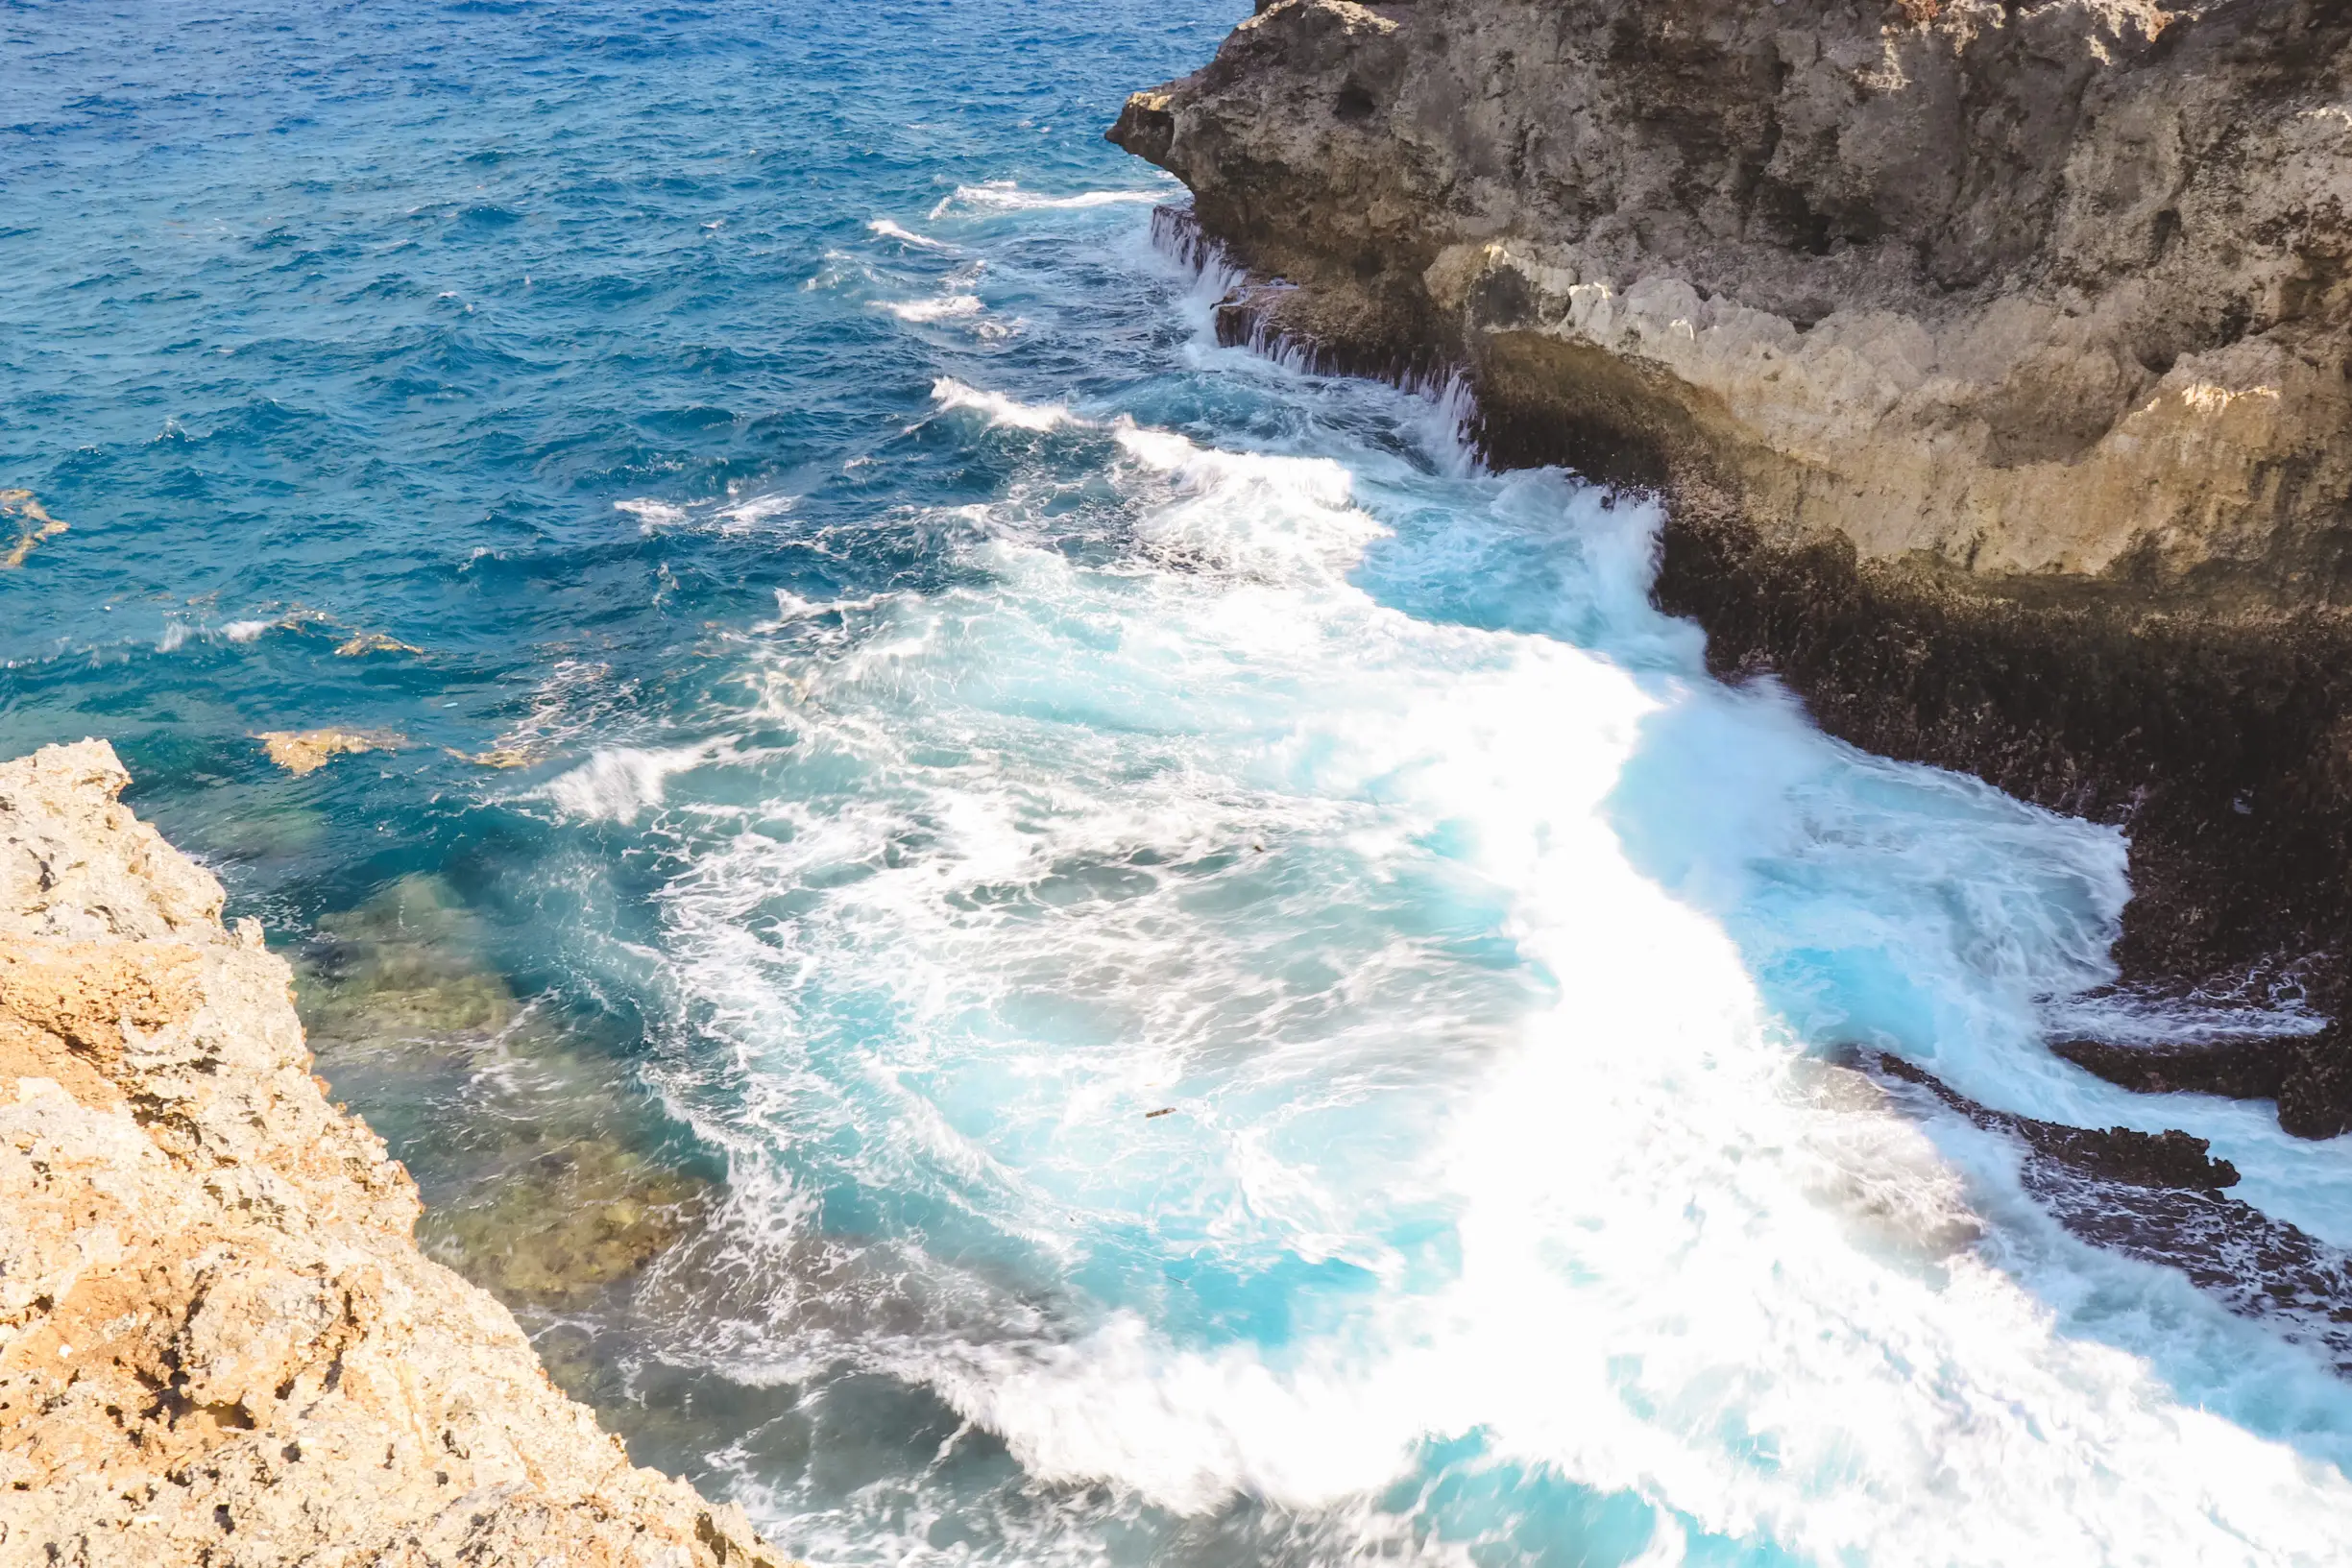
[253,727,404,776]
[297,873,521,1041]
[1111,0,2352,1132]
[292,873,715,1312]
[0,739,779,1565]
[333,630,421,658]
[423,1138,711,1308]
[0,490,66,570]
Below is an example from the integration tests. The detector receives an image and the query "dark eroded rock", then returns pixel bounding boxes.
[2054,1034,2296,1102]
[2055,1025,2352,1140]
[1859,1049,2352,1368]
[1872,1049,2241,1191]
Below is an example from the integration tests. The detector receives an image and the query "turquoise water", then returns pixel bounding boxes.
[10,3,2352,1562]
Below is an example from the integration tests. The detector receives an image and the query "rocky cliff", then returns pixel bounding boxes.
[0,740,779,1567]
[1112,0,2352,1133]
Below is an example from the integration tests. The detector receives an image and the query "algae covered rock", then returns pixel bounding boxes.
[292,871,715,1313]
[424,1136,712,1307]
[296,872,521,1042]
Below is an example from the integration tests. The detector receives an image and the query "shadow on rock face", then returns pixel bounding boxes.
[291,874,715,1312]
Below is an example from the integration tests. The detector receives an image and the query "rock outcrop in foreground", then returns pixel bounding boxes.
[0,741,777,1566]
[1113,0,2352,1133]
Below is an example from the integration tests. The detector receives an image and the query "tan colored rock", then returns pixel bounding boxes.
[0,493,66,572]
[454,747,536,769]
[1117,0,2352,593]
[253,730,404,777]
[0,739,782,1568]
[333,633,421,659]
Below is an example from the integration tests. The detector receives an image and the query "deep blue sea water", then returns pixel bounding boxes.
[11,3,2352,1562]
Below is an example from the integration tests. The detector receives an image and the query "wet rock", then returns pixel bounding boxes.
[2025,1122,2242,1194]
[457,745,538,768]
[2054,1026,2352,1140]
[1872,1049,2241,1191]
[2279,1024,2352,1141]
[332,630,421,658]
[1858,1048,2352,1368]
[2054,1034,2296,1102]
[253,728,404,776]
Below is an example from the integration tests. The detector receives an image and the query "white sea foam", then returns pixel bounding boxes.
[612,375,2352,1563]
[756,587,895,631]
[716,491,799,528]
[220,618,272,642]
[931,376,1074,431]
[1113,422,1378,580]
[473,657,640,770]
[867,217,955,252]
[928,180,1166,220]
[878,293,983,323]
[802,250,876,292]
[614,496,690,533]
[539,737,739,822]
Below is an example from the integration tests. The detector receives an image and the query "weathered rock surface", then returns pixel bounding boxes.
[1112,0,2352,1131]
[0,740,779,1568]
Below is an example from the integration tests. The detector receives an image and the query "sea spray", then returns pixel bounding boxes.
[630,372,2352,1561]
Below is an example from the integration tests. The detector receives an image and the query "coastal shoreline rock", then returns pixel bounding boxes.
[0,740,778,1567]
[1111,0,2352,1132]
[1846,1049,2352,1368]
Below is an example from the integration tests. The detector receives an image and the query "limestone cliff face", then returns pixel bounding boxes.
[1118,0,2352,592]
[0,741,779,1568]
[1113,0,2352,1132]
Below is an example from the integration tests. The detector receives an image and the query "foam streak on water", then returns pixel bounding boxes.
[8,3,2352,1563]
[627,366,2352,1563]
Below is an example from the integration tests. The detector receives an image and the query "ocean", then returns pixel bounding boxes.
[8,2,2352,1561]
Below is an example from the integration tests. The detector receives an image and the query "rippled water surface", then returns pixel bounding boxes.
[11,3,2352,1563]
